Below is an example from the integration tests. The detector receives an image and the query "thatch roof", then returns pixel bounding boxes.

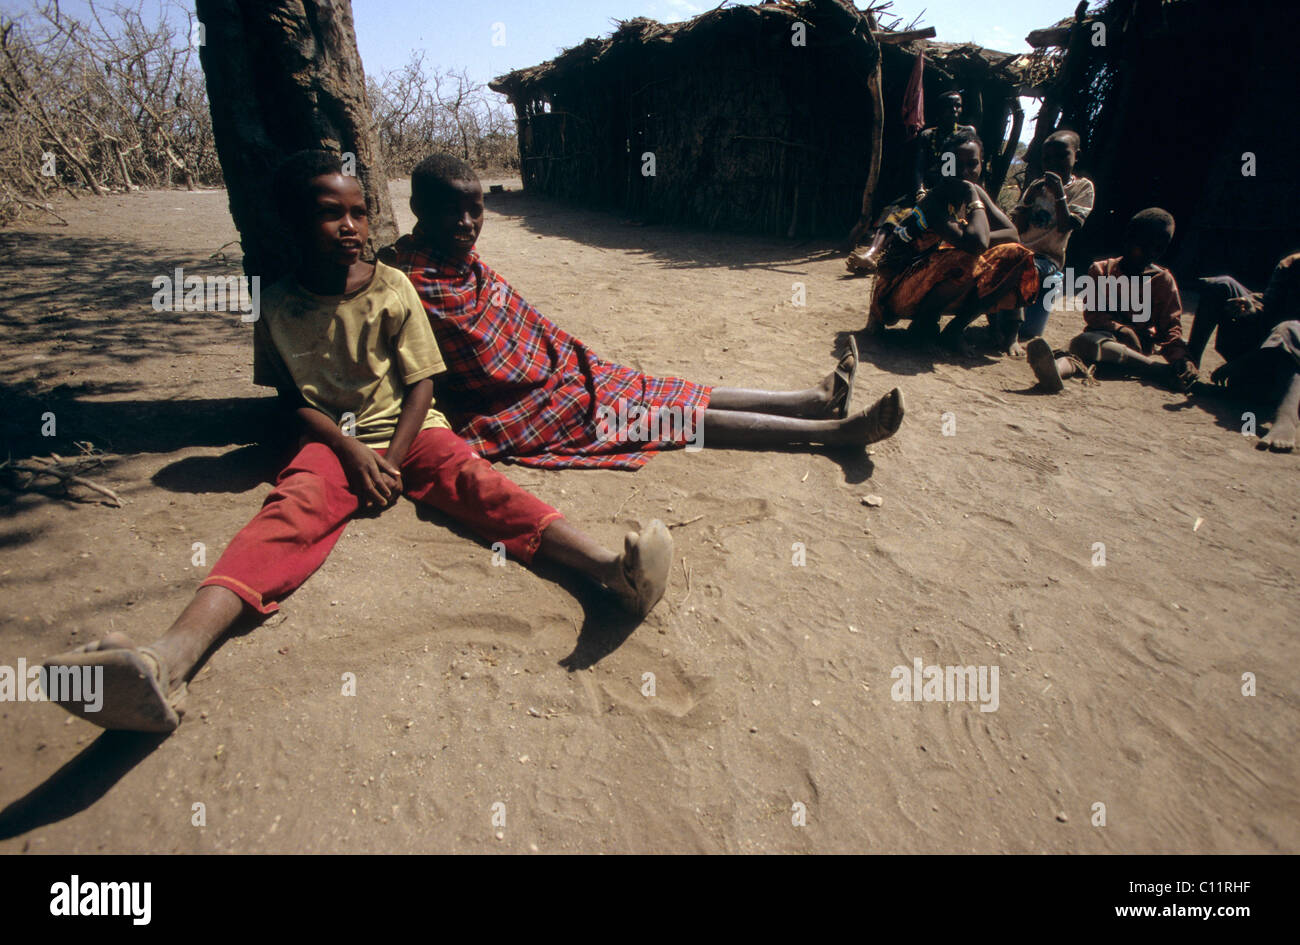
[490,2,1042,101]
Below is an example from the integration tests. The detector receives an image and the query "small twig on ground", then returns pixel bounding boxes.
[611,486,640,522]
[667,514,703,529]
[1,185,68,225]
[209,240,241,263]
[3,452,122,507]
[679,557,693,610]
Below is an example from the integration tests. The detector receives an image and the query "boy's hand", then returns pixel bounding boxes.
[337,437,402,507]
[1227,294,1260,317]
[1173,358,1199,391]
[1044,172,1065,196]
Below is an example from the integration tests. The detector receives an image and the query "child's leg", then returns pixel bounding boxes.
[43,442,363,731]
[1031,331,1171,391]
[995,309,1026,358]
[707,343,857,419]
[397,429,672,615]
[699,387,904,448]
[1260,367,1300,452]
[1079,336,1169,382]
[1187,276,1248,366]
[1018,257,1061,341]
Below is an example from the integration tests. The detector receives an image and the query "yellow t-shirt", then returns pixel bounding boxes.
[253,262,450,448]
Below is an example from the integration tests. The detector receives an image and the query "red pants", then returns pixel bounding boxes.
[200,427,563,614]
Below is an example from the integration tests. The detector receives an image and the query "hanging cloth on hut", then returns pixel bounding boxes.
[902,51,925,140]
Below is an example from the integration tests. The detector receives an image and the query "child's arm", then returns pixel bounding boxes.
[1042,173,1074,233]
[921,184,989,254]
[1260,253,1300,326]
[1152,276,1193,369]
[972,183,1019,245]
[293,405,401,507]
[384,378,433,470]
[1010,178,1044,232]
[1082,260,1123,334]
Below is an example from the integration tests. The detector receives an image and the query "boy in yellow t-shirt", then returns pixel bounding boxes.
[41,150,673,733]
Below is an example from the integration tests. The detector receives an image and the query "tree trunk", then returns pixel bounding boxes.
[194,0,396,282]
[1025,0,1090,186]
[986,96,1023,198]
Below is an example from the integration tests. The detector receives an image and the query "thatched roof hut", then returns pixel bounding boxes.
[490,0,1042,239]
[1025,0,1300,284]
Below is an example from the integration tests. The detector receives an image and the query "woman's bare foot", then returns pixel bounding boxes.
[42,631,184,732]
[1258,373,1300,452]
[939,323,977,358]
[1003,338,1025,359]
[845,247,879,275]
[1259,416,1298,452]
[604,520,674,616]
[834,388,905,445]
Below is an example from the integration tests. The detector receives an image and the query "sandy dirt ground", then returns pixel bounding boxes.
[1,178,1297,854]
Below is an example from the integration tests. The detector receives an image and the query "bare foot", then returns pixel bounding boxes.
[1260,418,1297,452]
[836,388,905,445]
[1004,338,1025,359]
[605,520,673,617]
[845,248,878,275]
[42,632,184,732]
[940,326,976,358]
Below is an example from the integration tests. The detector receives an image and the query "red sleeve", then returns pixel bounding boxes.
[1083,260,1120,332]
[1152,271,1189,363]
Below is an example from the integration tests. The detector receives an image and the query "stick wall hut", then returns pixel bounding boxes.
[490,0,1034,239]
[1025,0,1300,284]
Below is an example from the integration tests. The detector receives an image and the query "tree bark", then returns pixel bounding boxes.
[986,96,1023,197]
[195,0,395,282]
[1025,0,1090,186]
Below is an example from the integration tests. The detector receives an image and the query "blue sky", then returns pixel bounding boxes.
[0,0,1081,141]
[351,0,1081,88]
[351,0,1082,142]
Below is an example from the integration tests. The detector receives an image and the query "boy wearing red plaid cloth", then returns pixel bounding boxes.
[40,151,672,733]
[385,154,904,471]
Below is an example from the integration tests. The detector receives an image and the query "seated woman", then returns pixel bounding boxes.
[383,153,905,472]
[845,90,977,275]
[864,130,1038,357]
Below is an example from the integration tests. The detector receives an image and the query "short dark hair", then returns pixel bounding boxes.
[1125,207,1175,255]
[272,149,347,222]
[1046,128,1081,151]
[412,152,478,207]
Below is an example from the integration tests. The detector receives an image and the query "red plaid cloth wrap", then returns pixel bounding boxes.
[391,235,712,470]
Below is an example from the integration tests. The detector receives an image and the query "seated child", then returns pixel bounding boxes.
[41,151,675,733]
[1009,130,1096,342]
[1026,208,1199,393]
[1187,252,1300,369]
[845,90,977,273]
[864,129,1037,357]
[1209,320,1300,452]
[384,153,905,470]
